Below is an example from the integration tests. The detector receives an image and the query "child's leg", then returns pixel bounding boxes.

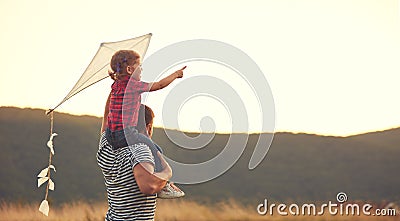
[153,143,163,153]
[106,127,164,172]
[124,127,163,172]
[135,133,164,173]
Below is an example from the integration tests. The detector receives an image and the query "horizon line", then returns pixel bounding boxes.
[1,105,399,138]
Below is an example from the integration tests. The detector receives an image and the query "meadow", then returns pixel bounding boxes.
[1,108,399,220]
[0,200,397,221]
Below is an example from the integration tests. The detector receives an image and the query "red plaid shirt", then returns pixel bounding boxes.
[107,75,150,131]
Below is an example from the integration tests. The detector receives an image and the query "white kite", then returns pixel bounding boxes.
[46,33,152,114]
[38,33,152,216]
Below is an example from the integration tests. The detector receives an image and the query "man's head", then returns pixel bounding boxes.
[137,104,155,138]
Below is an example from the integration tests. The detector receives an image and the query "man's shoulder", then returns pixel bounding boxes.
[98,133,153,163]
[129,142,155,167]
[130,142,150,149]
[129,142,153,157]
[99,131,107,140]
[98,132,112,151]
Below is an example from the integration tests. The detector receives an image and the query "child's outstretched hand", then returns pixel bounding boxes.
[174,66,186,78]
[150,66,186,92]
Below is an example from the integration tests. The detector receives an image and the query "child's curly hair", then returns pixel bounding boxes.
[109,50,141,80]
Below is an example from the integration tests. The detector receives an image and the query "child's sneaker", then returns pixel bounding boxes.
[157,182,185,199]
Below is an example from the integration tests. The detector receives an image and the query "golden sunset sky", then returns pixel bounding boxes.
[0,0,399,136]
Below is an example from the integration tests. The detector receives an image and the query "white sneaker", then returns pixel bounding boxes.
[157,182,185,199]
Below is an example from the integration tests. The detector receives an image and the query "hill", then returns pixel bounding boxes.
[0,107,399,204]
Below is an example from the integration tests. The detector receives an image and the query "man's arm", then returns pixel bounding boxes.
[134,152,172,195]
[100,92,111,134]
[149,66,185,92]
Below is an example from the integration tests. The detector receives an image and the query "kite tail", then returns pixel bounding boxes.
[44,113,54,200]
[37,111,58,216]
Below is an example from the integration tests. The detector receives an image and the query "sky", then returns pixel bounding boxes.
[0,0,399,136]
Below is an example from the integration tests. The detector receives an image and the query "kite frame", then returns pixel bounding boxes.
[46,33,152,115]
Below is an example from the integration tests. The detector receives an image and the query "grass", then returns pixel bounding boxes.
[0,199,398,221]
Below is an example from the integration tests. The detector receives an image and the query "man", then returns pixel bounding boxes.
[97,102,178,220]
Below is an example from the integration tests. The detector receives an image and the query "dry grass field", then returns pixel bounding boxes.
[0,199,398,221]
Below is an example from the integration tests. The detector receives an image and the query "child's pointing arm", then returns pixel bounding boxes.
[149,66,186,92]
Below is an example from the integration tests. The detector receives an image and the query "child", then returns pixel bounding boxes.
[105,49,185,198]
